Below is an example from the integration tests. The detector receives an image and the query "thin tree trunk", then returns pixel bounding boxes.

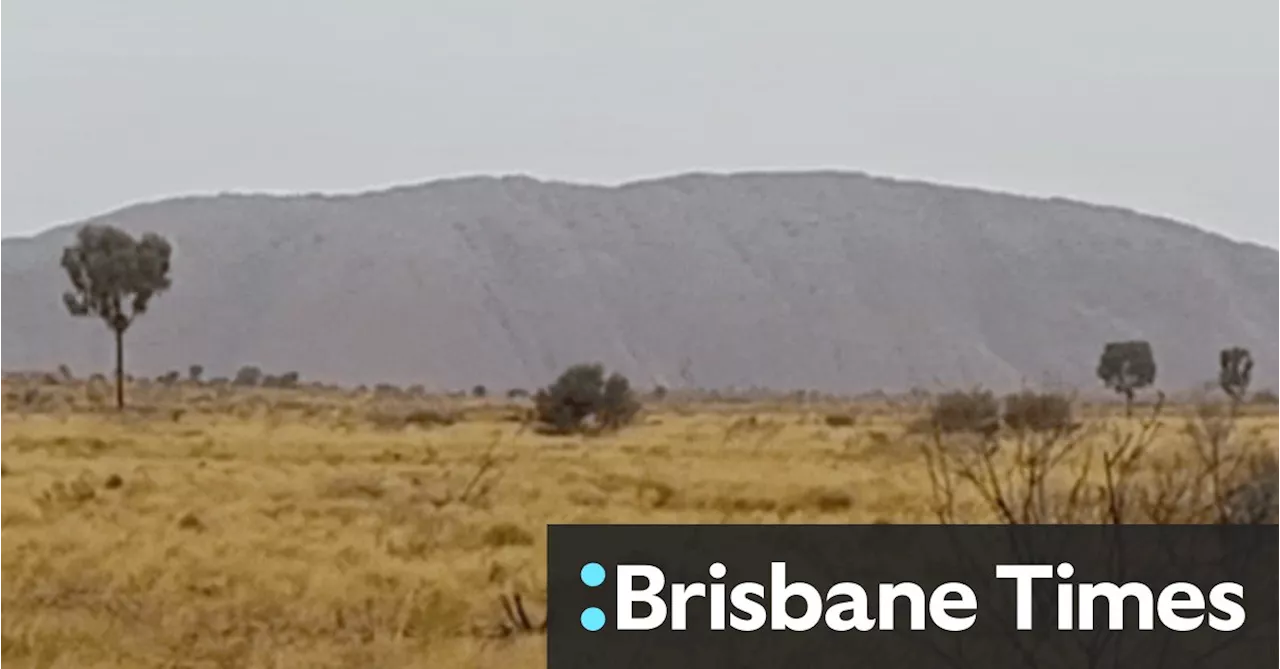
[115,328,125,410]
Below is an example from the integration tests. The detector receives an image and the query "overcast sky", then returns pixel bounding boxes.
[3,1,1276,245]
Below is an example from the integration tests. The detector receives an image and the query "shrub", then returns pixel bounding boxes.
[1222,454,1279,524]
[930,389,999,434]
[1251,389,1278,405]
[824,413,856,428]
[157,370,181,386]
[57,364,74,382]
[472,384,488,398]
[257,372,302,389]
[534,363,640,434]
[403,408,457,429]
[1002,390,1074,433]
[372,383,402,397]
[233,365,263,387]
[599,372,640,429]
[507,388,529,399]
[480,522,535,548]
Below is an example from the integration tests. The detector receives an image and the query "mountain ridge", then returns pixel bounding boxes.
[4,170,1275,393]
[5,170,1272,251]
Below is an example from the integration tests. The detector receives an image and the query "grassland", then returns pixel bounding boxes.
[2,378,1276,668]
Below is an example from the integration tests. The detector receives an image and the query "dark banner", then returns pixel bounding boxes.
[548,525,1277,668]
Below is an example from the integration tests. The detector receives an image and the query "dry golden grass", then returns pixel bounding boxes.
[2,379,1276,668]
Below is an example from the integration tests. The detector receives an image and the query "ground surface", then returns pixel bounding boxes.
[2,381,1276,668]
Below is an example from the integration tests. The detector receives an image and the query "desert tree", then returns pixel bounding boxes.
[60,224,173,410]
[1218,347,1253,406]
[188,364,204,383]
[1096,340,1156,417]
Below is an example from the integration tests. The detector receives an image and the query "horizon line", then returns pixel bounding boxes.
[3,167,1275,252]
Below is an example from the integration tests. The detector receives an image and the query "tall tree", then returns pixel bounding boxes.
[1219,347,1253,405]
[61,224,173,409]
[1096,340,1157,417]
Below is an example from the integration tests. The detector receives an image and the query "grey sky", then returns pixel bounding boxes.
[4,0,1276,245]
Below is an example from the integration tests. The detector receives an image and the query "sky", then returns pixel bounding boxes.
[3,0,1277,246]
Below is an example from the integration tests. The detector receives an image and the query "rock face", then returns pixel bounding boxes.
[3,171,1276,393]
